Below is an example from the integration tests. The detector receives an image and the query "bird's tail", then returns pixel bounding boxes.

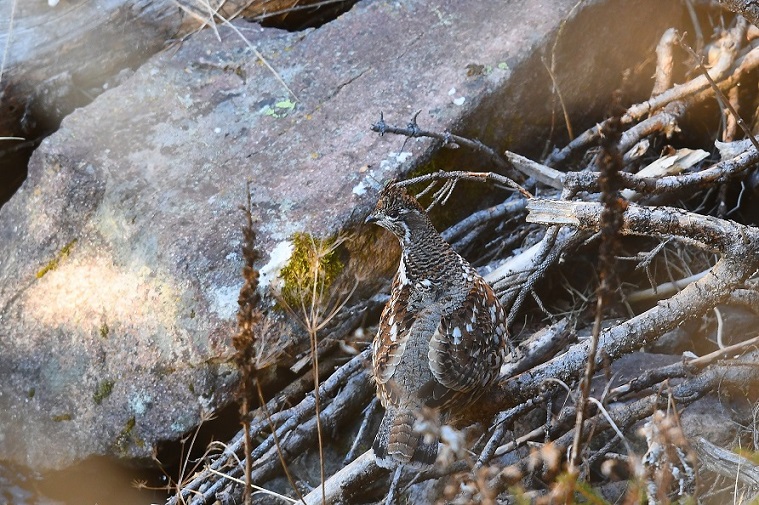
[373,407,438,468]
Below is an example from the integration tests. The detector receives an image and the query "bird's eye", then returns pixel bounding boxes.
[386,208,400,219]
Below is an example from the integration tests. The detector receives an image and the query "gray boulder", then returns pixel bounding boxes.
[0,0,683,470]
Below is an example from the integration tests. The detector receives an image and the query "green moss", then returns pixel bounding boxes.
[93,379,115,404]
[99,322,109,339]
[279,232,344,309]
[262,98,296,118]
[52,413,72,422]
[114,417,137,455]
[27,388,35,399]
[123,416,136,433]
[36,239,78,278]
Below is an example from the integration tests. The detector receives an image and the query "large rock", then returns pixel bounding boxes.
[0,0,267,137]
[0,0,685,470]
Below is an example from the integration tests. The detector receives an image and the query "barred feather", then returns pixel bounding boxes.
[366,184,508,468]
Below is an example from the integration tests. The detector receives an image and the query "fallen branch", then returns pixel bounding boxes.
[490,200,759,410]
[693,437,759,489]
[168,349,372,505]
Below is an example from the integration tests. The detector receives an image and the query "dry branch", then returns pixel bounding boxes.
[546,27,759,168]
[491,199,759,410]
[490,352,759,495]
[652,28,679,96]
[167,349,372,505]
[693,437,759,489]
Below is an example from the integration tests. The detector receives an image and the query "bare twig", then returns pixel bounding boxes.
[545,0,586,140]
[441,195,528,245]
[563,142,759,196]
[652,28,679,97]
[302,451,384,505]
[546,31,756,167]
[500,318,574,379]
[687,333,759,367]
[371,112,512,172]
[205,466,298,503]
[681,35,759,154]
[393,169,533,199]
[693,437,759,489]
[257,383,306,504]
[626,269,709,304]
[490,354,759,495]
[625,27,741,122]
[503,151,564,189]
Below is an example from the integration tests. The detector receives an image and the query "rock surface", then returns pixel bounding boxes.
[0,0,262,137]
[0,0,685,470]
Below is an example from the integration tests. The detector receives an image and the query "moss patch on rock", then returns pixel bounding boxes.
[114,416,138,455]
[278,232,345,309]
[36,239,77,278]
[93,379,115,405]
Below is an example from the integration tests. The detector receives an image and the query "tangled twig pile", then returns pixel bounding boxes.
[168,8,759,505]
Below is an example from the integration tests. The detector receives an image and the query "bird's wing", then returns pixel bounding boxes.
[373,278,416,388]
[427,276,507,401]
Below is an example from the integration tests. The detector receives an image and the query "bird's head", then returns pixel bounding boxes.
[365,184,429,241]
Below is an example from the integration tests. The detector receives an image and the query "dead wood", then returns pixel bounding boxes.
[693,437,759,489]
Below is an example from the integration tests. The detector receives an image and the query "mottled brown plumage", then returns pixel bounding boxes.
[365,184,507,468]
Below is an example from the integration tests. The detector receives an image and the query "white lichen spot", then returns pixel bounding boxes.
[448,87,457,96]
[258,240,294,295]
[379,152,413,171]
[395,151,412,163]
[352,180,367,196]
[365,170,384,190]
[48,0,59,6]
[198,394,216,412]
[129,393,152,415]
[210,284,241,319]
[453,96,466,106]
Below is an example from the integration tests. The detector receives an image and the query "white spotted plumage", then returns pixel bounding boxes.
[365,184,508,468]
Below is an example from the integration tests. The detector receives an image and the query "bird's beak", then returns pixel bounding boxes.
[365,213,379,225]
